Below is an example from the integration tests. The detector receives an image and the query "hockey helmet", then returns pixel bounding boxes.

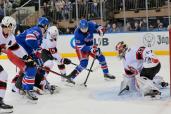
[47,26,59,41]
[115,41,128,57]
[37,17,49,30]
[1,16,16,33]
[79,19,88,33]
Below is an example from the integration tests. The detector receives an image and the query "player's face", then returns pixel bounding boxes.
[1,24,13,35]
[80,27,88,33]
[116,43,126,58]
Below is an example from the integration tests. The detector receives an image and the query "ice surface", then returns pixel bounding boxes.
[0,56,170,114]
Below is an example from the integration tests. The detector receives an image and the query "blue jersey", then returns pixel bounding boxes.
[74,21,100,46]
[16,26,43,55]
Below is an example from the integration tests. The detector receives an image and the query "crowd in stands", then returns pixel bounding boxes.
[0,0,170,34]
[105,18,168,33]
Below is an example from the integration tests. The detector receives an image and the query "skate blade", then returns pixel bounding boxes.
[49,86,61,94]
[144,95,161,100]
[0,109,13,113]
[64,82,75,87]
[23,95,38,104]
[26,99,38,104]
[104,78,115,81]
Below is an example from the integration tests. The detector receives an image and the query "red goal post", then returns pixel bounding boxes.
[169,26,171,96]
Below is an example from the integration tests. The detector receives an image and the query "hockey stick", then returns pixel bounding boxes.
[38,66,75,85]
[71,62,93,72]
[81,58,96,87]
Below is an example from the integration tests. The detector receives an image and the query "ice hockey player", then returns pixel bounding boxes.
[0,16,27,112]
[14,16,49,101]
[67,19,115,85]
[33,26,72,94]
[115,41,168,99]
[41,26,71,80]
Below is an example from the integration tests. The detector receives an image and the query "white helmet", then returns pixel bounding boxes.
[47,26,59,40]
[1,16,16,33]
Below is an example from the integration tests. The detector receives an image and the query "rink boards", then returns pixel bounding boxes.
[0,31,169,59]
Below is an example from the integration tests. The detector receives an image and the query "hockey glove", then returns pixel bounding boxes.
[22,55,36,67]
[91,45,101,56]
[31,49,43,66]
[61,58,71,65]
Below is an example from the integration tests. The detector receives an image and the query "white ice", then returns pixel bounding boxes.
[0,56,170,114]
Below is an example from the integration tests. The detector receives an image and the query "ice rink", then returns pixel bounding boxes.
[0,56,171,114]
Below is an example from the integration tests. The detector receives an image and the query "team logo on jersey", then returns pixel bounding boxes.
[143,33,155,47]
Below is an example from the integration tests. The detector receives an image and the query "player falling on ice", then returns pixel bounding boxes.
[0,16,28,112]
[115,41,168,99]
[33,25,72,94]
[66,19,115,85]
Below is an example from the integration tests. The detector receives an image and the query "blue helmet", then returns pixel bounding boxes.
[37,17,49,28]
[79,19,88,29]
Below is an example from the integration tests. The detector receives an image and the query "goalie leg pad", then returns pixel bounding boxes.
[153,75,168,89]
[136,76,161,97]
[120,75,136,92]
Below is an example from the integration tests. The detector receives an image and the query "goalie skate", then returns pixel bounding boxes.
[144,89,161,100]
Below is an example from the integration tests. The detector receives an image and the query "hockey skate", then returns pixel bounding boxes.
[104,73,116,81]
[153,75,169,89]
[25,90,38,103]
[144,89,161,99]
[160,82,169,88]
[0,98,13,113]
[45,84,60,94]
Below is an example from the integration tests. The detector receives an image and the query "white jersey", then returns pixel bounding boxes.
[41,31,62,64]
[123,46,159,77]
[0,26,27,58]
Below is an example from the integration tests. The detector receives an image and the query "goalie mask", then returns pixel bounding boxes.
[115,41,128,58]
[1,16,16,34]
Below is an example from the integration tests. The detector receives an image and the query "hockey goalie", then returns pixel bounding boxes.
[115,41,168,99]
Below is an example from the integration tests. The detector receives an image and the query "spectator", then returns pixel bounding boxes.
[4,0,13,15]
[133,21,140,31]
[105,23,112,33]
[156,23,166,31]
[125,22,132,32]
[111,23,120,32]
